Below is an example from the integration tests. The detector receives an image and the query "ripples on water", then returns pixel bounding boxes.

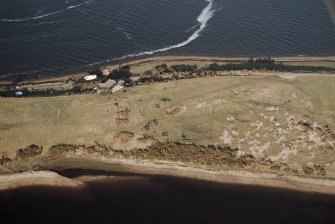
[0,0,335,78]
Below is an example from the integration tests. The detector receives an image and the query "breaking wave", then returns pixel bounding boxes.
[89,0,215,66]
[0,0,93,22]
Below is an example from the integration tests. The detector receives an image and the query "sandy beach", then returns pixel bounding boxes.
[2,156,335,195]
[77,157,335,195]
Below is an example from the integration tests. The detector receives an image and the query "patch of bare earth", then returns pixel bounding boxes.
[116,108,130,126]
[165,106,186,117]
[114,132,135,143]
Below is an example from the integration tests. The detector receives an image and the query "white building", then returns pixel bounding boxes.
[84,75,97,81]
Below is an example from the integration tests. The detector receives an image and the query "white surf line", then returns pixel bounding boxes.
[185,24,200,33]
[0,0,93,22]
[88,0,215,66]
[115,0,215,60]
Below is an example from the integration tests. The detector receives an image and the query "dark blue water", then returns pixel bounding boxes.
[0,0,335,79]
[1,172,335,224]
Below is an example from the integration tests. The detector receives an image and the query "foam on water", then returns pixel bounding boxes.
[186,24,200,33]
[2,0,334,78]
[89,0,215,66]
[116,0,215,59]
[0,0,93,22]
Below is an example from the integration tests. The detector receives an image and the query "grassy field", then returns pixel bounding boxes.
[1,73,335,177]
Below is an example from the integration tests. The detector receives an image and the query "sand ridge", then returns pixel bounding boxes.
[0,170,85,191]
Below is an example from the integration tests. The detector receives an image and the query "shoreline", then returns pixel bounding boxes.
[1,55,335,195]
[0,170,85,191]
[2,157,335,195]
[2,55,335,85]
[69,157,335,195]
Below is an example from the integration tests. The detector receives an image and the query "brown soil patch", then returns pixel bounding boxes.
[137,135,157,144]
[116,108,130,126]
[115,118,129,126]
[166,106,185,117]
[114,132,135,143]
[154,104,160,109]
[117,108,130,117]
[143,119,159,131]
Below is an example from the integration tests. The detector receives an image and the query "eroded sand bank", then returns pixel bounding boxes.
[2,157,335,195]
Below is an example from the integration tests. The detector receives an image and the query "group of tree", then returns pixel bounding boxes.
[170,64,198,72]
[106,65,131,81]
[153,63,199,73]
[204,58,334,73]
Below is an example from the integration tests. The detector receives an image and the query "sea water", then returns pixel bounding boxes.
[1,170,335,224]
[0,0,334,79]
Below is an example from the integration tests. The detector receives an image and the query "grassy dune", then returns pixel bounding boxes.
[1,73,335,178]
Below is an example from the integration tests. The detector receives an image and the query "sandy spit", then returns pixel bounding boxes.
[0,170,85,191]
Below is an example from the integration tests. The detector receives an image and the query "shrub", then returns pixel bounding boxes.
[143,70,153,76]
[303,166,314,175]
[0,86,9,93]
[15,144,43,160]
[155,63,169,73]
[108,69,131,80]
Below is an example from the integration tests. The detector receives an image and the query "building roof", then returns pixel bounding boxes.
[98,79,116,89]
